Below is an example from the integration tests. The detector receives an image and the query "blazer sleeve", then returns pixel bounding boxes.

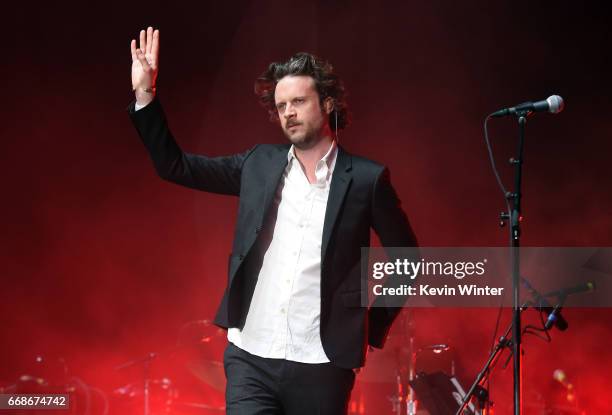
[127,98,255,196]
[367,166,419,348]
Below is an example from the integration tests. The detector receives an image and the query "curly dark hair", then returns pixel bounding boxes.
[254,52,349,131]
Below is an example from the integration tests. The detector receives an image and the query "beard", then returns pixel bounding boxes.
[283,122,320,150]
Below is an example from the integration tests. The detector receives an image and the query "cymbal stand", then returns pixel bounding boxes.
[115,352,158,415]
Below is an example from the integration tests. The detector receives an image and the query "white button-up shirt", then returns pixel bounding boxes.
[227,140,338,363]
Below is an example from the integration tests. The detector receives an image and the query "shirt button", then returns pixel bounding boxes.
[286,279,290,284]
[281,308,286,314]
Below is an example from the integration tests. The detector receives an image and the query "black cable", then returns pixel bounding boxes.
[483,114,513,413]
[483,115,511,220]
[523,305,552,343]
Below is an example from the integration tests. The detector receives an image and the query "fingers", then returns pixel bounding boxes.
[145,26,153,55]
[151,29,160,61]
[132,27,158,70]
[139,29,146,53]
[130,39,137,62]
[135,48,151,72]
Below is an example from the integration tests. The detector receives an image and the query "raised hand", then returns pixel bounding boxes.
[130,26,159,105]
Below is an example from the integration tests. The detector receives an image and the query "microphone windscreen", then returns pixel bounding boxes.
[547,95,565,114]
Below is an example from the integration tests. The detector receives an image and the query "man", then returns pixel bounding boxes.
[128,26,417,414]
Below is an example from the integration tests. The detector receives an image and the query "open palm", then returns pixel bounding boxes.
[130,27,159,91]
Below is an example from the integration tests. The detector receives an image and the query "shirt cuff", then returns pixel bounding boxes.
[134,102,148,111]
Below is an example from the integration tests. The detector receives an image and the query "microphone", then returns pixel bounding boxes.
[542,281,596,299]
[490,95,565,118]
[544,305,568,331]
[521,276,568,331]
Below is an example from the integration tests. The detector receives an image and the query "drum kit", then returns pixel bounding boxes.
[1,314,455,415]
[0,313,585,415]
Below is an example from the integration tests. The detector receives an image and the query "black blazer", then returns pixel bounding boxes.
[128,98,418,368]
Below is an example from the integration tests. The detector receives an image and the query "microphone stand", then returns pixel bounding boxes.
[508,112,528,415]
[489,111,528,415]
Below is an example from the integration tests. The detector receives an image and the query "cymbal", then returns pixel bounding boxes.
[185,360,225,392]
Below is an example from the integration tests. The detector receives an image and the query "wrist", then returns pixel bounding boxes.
[134,86,156,106]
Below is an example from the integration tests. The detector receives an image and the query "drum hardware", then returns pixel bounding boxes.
[113,319,226,415]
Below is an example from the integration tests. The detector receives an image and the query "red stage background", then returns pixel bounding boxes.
[1,1,610,414]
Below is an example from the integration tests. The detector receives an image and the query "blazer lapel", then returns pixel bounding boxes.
[258,145,290,228]
[321,146,353,260]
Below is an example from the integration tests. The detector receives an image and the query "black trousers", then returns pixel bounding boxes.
[223,342,356,415]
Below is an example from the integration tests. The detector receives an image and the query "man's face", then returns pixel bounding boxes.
[274,75,329,149]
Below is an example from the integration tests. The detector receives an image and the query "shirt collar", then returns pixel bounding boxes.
[287,139,338,186]
[287,139,337,166]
